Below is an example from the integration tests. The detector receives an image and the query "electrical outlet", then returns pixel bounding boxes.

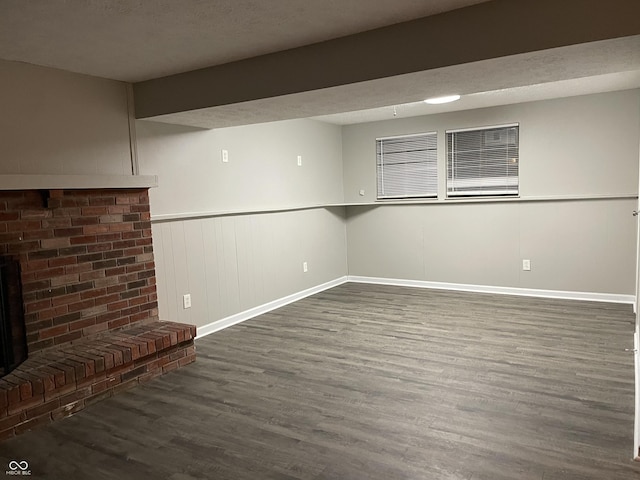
[183,293,192,309]
[303,262,308,273]
[221,149,229,163]
[522,259,531,271]
[297,155,302,166]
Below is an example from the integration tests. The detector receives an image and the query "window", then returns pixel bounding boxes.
[446,124,519,197]
[376,132,437,199]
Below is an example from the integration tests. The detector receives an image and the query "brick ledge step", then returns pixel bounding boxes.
[0,320,196,441]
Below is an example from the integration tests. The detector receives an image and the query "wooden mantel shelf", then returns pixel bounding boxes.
[0,174,158,190]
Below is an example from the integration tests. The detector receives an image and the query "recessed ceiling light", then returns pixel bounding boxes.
[424,94,461,105]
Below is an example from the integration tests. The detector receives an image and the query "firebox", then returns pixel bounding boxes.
[0,256,27,377]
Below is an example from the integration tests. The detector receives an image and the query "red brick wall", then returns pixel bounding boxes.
[0,189,158,354]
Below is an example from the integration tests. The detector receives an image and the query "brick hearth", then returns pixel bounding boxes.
[0,188,196,440]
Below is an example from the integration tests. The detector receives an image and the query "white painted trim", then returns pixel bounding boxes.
[196,276,349,339]
[151,203,337,223]
[151,193,638,223]
[348,276,636,305]
[376,131,437,141]
[126,83,140,176]
[446,122,519,134]
[197,275,635,340]
[634,330,639,461]
[0,174,158,190]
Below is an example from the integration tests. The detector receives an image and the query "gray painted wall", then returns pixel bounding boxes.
[136,118,344,216]
[3,57,637,326]
[137,118,348,328]
[343,90,640,202]
[342,90,640,294]
[0,59,132,175]
[347,199,636,294]
[152,208,347,329]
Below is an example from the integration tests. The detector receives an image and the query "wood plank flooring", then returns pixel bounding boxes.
[2,282,640,479]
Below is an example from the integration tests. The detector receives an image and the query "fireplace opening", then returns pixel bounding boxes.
[0,256,27,377]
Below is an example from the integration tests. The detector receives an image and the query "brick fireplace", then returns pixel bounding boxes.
[0,187,196,440]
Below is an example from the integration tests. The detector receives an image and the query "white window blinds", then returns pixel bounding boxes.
[376,132,437,199]
[446,124,519,197]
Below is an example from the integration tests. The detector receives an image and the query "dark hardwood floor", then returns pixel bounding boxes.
[2,282,640,479]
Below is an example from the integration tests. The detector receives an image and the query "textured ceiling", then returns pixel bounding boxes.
[0,0,489,82]
[312,71,640,125]
[1,0,639,129]
[147,36,640,128]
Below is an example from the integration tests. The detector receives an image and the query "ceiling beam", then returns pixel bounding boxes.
[134,0,640,119]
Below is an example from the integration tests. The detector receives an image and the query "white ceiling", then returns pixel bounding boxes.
[1,0,639,128]
[0,0,489,82]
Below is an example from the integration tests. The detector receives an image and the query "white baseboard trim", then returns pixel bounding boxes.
[634,330,639,461]
[196,274,634,339]
[348,275,636,305]
[196,276,349,339]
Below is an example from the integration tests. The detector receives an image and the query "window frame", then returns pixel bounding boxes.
[446,123,520,198]
[376,131,438,200]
